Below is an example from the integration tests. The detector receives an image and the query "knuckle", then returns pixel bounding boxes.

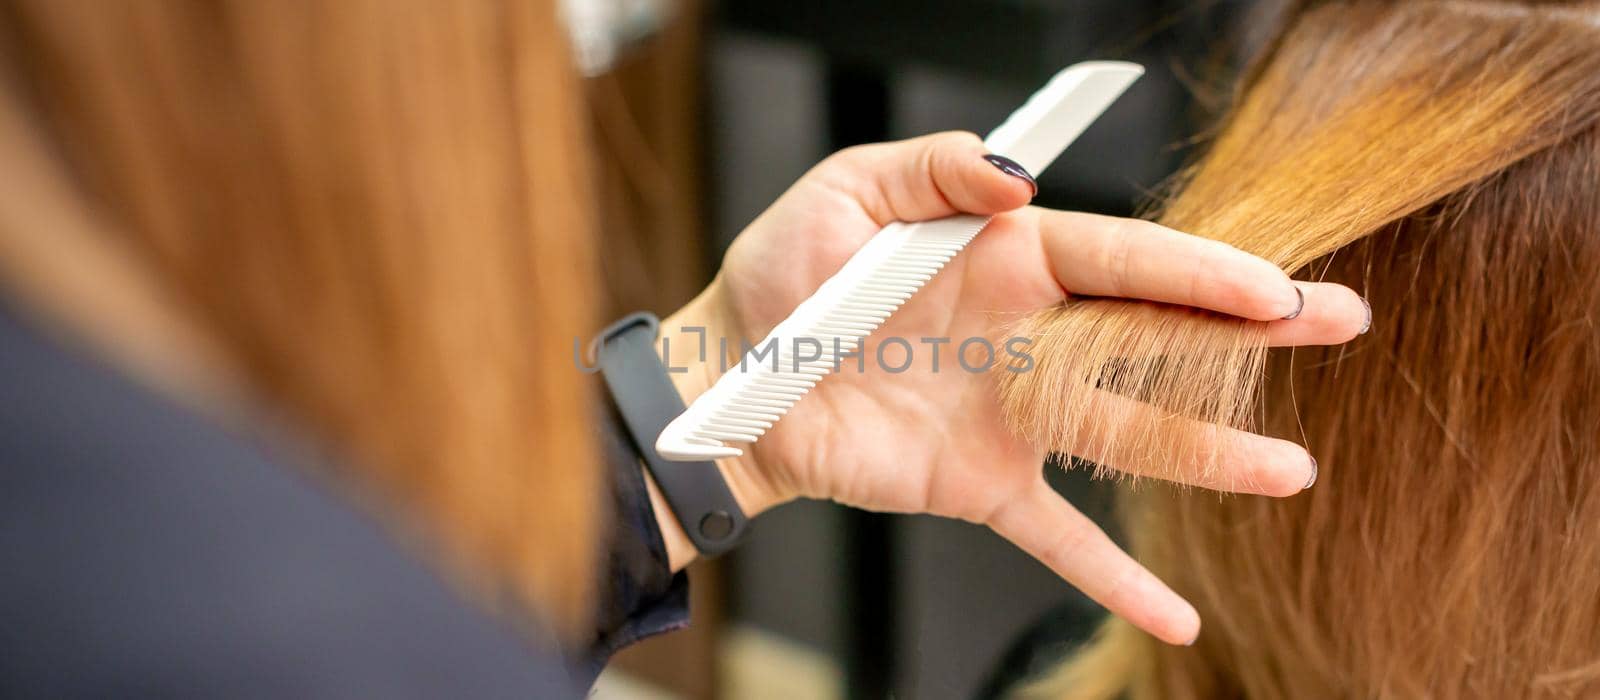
[1195,241,1273,312]
[1123,217,1175,242]
[1209,263,1260,309]
[1103,221,1137,296]
[1043,523,1095,569]
[1097,563,1140,611]
[929,130,983,149]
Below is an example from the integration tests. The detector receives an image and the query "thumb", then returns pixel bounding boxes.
[822,131,1036,225]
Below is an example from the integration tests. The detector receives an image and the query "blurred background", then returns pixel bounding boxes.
[572,1,1257,697]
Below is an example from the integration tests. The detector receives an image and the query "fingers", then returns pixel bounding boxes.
[1068,390,1317,497]
[1264,282,1370,346]
[1039,211,1305,321]
[823,131,1035,225]
[987,482,1200,646]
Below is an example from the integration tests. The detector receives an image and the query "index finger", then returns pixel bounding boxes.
[1038,211,1305,322]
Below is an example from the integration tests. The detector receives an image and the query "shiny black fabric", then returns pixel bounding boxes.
[0,300,688,697]
[577,401,691,683]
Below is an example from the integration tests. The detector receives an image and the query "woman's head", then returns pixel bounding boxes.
[1012,1,1600,696]
[0,0,602,637]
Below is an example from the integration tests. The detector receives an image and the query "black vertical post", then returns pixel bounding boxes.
[825,60,898,700]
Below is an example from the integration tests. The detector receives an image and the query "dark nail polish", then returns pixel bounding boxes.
[1281,286,1305,320]
[1359,296,1372,334]
[1304,457,1318,490]
[983,154,1037,197]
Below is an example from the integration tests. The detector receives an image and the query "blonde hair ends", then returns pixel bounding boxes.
[1011,1,1600,697]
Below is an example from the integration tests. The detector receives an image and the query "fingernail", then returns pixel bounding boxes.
[983,154,1037,197]
[1359,296,1372,334]
[1185,631,1200,646]
[1281,286,1305,320]
[1303,456,1318,490]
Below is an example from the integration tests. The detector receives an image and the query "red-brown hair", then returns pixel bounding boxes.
[0,0,602,638]
[1012,1,1600,696]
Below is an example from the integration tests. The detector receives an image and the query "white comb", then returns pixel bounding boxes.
[657,61,1144,461]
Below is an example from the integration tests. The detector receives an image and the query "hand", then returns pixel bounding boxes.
[653,132,1368,645]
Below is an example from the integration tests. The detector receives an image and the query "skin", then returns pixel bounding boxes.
[647,131,1369,646]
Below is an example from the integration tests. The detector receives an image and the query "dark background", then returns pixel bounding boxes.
[598,1,1263,697]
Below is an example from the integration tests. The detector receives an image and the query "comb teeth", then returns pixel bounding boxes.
[656,216,987,461]
[653,60,1144,462]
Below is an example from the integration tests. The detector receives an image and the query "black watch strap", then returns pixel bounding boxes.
[596,312,748,557]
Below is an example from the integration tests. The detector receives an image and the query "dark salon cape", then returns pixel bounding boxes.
[0,302,687,698]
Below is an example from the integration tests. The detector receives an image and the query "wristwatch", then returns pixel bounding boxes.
[595,312,748,556]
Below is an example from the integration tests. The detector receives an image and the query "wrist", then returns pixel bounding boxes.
[641,462,698,573]
[657,280,789,520]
